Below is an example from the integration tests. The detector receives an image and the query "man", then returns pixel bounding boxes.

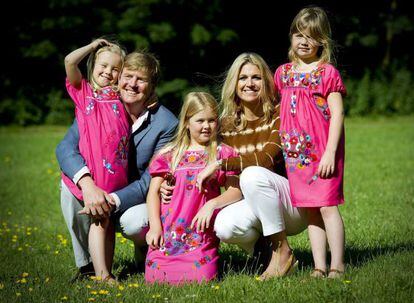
[56,51,178,280]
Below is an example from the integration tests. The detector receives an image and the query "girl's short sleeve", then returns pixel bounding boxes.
[322,65,346,97]
[216,144,240,186]
[149,153,170,177]
[65,78,93,110]
[274,65,284,97]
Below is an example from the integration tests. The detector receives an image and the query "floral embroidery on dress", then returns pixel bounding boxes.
[280,64,324,89]
[177,151,207,169]
[146,259,160,270]
[115,136,129,164]
[93,86,119,101]
[290,93,297,117]
[161,219,203,256]
[175,151,208,193]
[103,159,115,174]
[161,208,173,224]
[280,129,318,172]
[85,100,95,115]
[185,171,196,191]
[192,255,212,269]
[112,103,120,116]
[314,95,331,120]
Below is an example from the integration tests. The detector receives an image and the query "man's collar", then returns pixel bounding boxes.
[131,110,149,133]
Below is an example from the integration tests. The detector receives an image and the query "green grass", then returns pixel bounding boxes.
[0,116,413,302]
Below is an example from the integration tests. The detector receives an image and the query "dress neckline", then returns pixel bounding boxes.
[291,62,323,74]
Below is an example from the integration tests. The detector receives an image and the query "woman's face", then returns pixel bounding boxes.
[236,63,262,104]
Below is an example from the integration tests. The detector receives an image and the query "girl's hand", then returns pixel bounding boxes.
[191,201,216,233]
[318,150,336,178]
[159,179,174,204]
[146,227,164,249]
[196,162,219,192]
[90,38,111,50]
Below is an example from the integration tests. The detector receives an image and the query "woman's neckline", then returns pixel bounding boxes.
[246,116,262,123]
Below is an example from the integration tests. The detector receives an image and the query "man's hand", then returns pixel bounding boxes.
[159,180,174,204]
[77,175,113,219]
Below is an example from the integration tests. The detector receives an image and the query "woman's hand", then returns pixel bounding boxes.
[318,150,336,178]
[196,162,220,192]
[146,226,164,249]
[159,179,174,204]
[191,200,217,233]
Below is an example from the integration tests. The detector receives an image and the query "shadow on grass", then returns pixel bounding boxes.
[113,259,144,281]
[111,241,414,280]
[217,241,414,277]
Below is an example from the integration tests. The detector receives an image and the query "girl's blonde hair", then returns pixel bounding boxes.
[221,52,275,131]
[288,6,334,65]
[160,92,219,171]
[86,38,126,90]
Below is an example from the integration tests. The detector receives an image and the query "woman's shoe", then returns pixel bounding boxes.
[310,268,327,278]
[259,247,298,280]
[328,269,344,279]
[278,253,298,277]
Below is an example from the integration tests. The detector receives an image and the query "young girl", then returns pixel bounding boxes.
[145,92,242,284]
[62,38,129,283]
[274,7,346,278]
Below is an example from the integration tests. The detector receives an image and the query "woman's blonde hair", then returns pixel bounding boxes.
[288,6,334,65]
[86,38,126,90]
[160,92,219,171]
[221,52,275,131]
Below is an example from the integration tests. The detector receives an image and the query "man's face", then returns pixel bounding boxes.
[118,68,152,105]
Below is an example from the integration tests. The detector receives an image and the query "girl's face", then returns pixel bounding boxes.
[187,107,218,147]
[237,63,262,104]
[291,28,320,62]
[92,51,122,88]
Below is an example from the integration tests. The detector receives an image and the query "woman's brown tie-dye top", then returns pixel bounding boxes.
[220,104,286,176]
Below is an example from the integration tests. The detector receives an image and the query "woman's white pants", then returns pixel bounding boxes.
[214,166,307,254]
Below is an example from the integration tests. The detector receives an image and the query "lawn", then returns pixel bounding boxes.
[0,116,413,302]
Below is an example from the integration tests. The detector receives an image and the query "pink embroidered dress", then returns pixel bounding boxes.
[274,63,346,207]
[145,144,238,285]
[62,78,130,200]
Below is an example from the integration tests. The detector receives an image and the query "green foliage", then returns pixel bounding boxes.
[156,78,189,112]
[2,1,413,125]
[0,98,42,126]
[345,68,414,116]
[217,29,238,45]
[119,32,150,50]
[148,22,176,43]
[191,24,212,45]
[44,90,75,125]
[22,40,57,59]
